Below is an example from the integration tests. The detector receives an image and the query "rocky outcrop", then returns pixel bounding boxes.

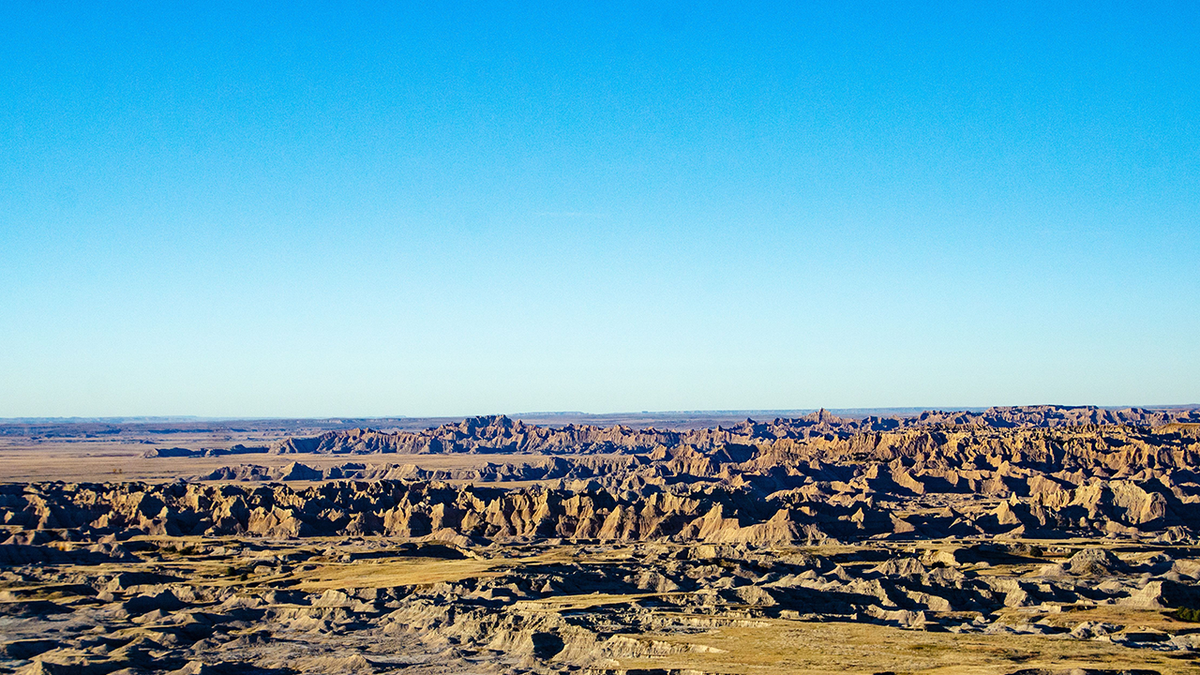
[7,407,1200,674]
[92,411,1200,545]
[5,463,1200,544]
[263,407,1200,457]
[4,534,1200,674]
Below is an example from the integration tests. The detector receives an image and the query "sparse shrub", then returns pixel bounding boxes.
[1172,607,1200,622]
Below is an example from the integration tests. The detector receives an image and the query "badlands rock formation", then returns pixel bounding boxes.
[263,406,1200,455]
[4,406,1200,674]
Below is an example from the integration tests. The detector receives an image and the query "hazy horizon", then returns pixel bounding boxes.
[5,402,1200,425]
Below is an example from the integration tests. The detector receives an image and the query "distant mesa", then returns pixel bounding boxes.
[141,443,269,459]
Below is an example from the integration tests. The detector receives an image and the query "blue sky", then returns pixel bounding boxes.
[2,1,1198,417]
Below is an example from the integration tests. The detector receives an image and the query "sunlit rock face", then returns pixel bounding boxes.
[4,406,1200,673]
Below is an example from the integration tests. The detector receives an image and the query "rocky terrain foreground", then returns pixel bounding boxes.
[5,406,1200,674]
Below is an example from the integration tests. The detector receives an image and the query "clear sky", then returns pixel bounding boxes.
[2,2,1197,418]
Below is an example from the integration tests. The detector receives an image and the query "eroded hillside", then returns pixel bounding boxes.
[4,406,1200,674]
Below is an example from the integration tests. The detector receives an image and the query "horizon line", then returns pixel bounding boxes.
[3,402,1199,424]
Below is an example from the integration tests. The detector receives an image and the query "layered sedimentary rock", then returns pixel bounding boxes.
[4,466,1200,545]
[9,407,1200,544]
[265,405,1200,455]
[5,406,1200,674]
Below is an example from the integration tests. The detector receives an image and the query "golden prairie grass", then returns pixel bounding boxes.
[611,619,1200,674]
